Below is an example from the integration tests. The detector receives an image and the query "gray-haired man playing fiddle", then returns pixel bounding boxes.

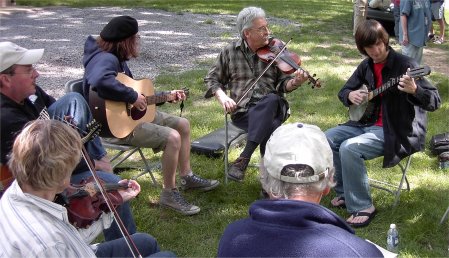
[204,6,308,182]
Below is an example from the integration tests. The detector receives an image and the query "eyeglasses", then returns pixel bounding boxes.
[8,66,37,78]
[250,26,270,34]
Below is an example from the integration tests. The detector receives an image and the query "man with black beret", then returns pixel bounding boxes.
[82,15,219,216]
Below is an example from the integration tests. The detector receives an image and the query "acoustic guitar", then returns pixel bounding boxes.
[349,66,431,122]
[89,73,188,138]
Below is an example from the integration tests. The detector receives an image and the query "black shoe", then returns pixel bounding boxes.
[227,157,250,182]
[180,173,219,191]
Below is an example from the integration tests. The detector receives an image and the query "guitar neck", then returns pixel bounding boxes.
[370,66,430,99]
[146,92,177,105]
[371,75,401,99]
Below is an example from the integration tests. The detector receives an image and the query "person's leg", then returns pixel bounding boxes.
[48,92,106,161]
[71,170,137,241]
[117,117,177,189]
[95,232,176,257]
[325,125,365,200]
[402,44,422,64]
[115,115,203,215]
[153,113,219,191]
[176,117,192,176]
[353,0,368,35]
[432,1,445,43]
[394,2,401,41]
[436,18,445,42]
[339,126,384,224]
[246,98,283,154]
[415,46,424,65]
[228,94,286,181]
[48,92,112,172]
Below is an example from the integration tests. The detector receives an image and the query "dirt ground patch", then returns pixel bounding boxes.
[423,46,449,77]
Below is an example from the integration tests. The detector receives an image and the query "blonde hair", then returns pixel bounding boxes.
[8,120,82,190]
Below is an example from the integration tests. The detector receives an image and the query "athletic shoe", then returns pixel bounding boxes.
[159,188,200,215]
[180,174,219,191]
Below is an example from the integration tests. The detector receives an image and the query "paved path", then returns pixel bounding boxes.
[0,6,238,97]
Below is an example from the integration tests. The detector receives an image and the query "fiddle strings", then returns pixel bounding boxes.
[235,39,292,107]
[81,146,142,258]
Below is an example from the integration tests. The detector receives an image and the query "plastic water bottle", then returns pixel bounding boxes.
[387,223,399,252]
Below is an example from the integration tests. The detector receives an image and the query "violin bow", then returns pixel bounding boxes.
[235,38,292,107]
[40,111,142,258]
[81,145,142,258]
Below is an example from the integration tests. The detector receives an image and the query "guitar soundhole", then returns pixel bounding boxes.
[130,107,147,120]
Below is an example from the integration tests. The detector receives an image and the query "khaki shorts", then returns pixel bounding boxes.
[103,110,182,153]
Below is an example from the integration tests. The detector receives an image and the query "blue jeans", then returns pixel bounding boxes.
[394,3,400,40]
[71,170,137,241]
[325,125,384,213]
[47,92,106,160]
[401,44,424,65]
[95,232,176,257]
[48,92,137,240]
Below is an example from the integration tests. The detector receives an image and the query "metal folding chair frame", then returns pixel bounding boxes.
[440,206,449,224]
[369,155,412,207]
[101,141,158,185]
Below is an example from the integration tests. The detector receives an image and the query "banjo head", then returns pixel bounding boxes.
[348,84,369,122]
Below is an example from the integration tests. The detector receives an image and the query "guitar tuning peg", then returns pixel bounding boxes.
[312,73,316,77]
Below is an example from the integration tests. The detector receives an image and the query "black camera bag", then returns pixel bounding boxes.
[430,132,449,155]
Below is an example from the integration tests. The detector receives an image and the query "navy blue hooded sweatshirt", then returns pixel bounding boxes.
[82,35,138,104]
[217,199,383,257]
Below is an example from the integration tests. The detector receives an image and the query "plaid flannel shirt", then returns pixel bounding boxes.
[204,39,293,115]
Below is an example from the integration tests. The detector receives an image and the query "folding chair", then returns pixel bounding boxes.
[369,154,413,207]
[64,79,158,185]
[100,140,158,184]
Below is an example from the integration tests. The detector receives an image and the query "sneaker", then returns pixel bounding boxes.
[227,157,250,182]
[434,38,444,44]
[180,174,219,191]
[159,188,200,215]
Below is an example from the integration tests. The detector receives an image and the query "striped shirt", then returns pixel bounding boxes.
[0,181,113,258]
[204,38,293,115]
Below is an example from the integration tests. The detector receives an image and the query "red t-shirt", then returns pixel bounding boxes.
[373,62,385,127]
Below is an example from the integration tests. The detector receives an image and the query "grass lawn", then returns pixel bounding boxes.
[14,0,449,256]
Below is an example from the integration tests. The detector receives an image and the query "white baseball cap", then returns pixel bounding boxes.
[263,123,333,184]
[0,42,44,72]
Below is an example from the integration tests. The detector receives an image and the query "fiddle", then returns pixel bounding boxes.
[55,177,130,228]
[256,38,321,88]
[51,115,142,257]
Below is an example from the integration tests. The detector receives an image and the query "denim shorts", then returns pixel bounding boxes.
[431,1,444,20]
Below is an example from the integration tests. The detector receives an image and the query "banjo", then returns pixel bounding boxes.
[349,66,431,122]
